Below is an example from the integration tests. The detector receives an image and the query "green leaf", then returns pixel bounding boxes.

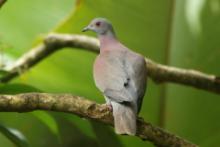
[0,83,41,94]
[0,124,29,147]
[90,121,123,147]
[31,111,60,142]
[166,0,220,146]
[0,69,9,77]
[63,115,96,139]
[52,113,99,147]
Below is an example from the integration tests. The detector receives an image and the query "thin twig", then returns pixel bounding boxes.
[1,33,219,94]
[0,93,198,147]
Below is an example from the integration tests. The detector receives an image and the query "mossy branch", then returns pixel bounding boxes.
[0,93,197,147]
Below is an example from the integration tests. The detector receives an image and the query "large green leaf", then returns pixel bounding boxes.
[166,0,220,146]
[52,112,99,147]
[90,121,123,147]
[0,83,41,94]
[31,111,60,142]
[0,112,61,147]
[0,0,74,56]
[0,124,29,147]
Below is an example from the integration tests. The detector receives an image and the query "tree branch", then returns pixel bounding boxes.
[1,33,219,94]
[0,92,197,147]
[0,0,6,9]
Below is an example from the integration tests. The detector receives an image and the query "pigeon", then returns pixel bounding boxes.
[82,18,147,135]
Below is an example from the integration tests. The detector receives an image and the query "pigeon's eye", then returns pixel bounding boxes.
[95,22,101,27]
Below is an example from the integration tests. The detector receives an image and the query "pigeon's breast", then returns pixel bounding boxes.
[93,51,125,92]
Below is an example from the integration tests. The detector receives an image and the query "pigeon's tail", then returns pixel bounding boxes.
[112,102,137,135]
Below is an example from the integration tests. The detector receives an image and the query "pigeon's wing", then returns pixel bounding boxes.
[104,89,131,103]
[94,49,147,109]
[125,51,147,113]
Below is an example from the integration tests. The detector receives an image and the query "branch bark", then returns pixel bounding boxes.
[1,33,219,94]
[0,93,197,147]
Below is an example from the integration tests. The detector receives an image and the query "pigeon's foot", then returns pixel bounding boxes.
[100,103,113,112]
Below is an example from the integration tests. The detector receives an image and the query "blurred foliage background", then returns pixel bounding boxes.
[0,0,220,146]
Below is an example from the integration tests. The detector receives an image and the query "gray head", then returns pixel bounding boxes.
[82,18,115,36]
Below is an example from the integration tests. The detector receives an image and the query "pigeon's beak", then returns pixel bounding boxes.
[82,26,89,32]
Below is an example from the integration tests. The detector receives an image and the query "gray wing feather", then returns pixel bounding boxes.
[103,50,147,113]
[104,88,132,103]
[124,51,147,113]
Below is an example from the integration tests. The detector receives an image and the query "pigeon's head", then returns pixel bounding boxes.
[82,18,115,36]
